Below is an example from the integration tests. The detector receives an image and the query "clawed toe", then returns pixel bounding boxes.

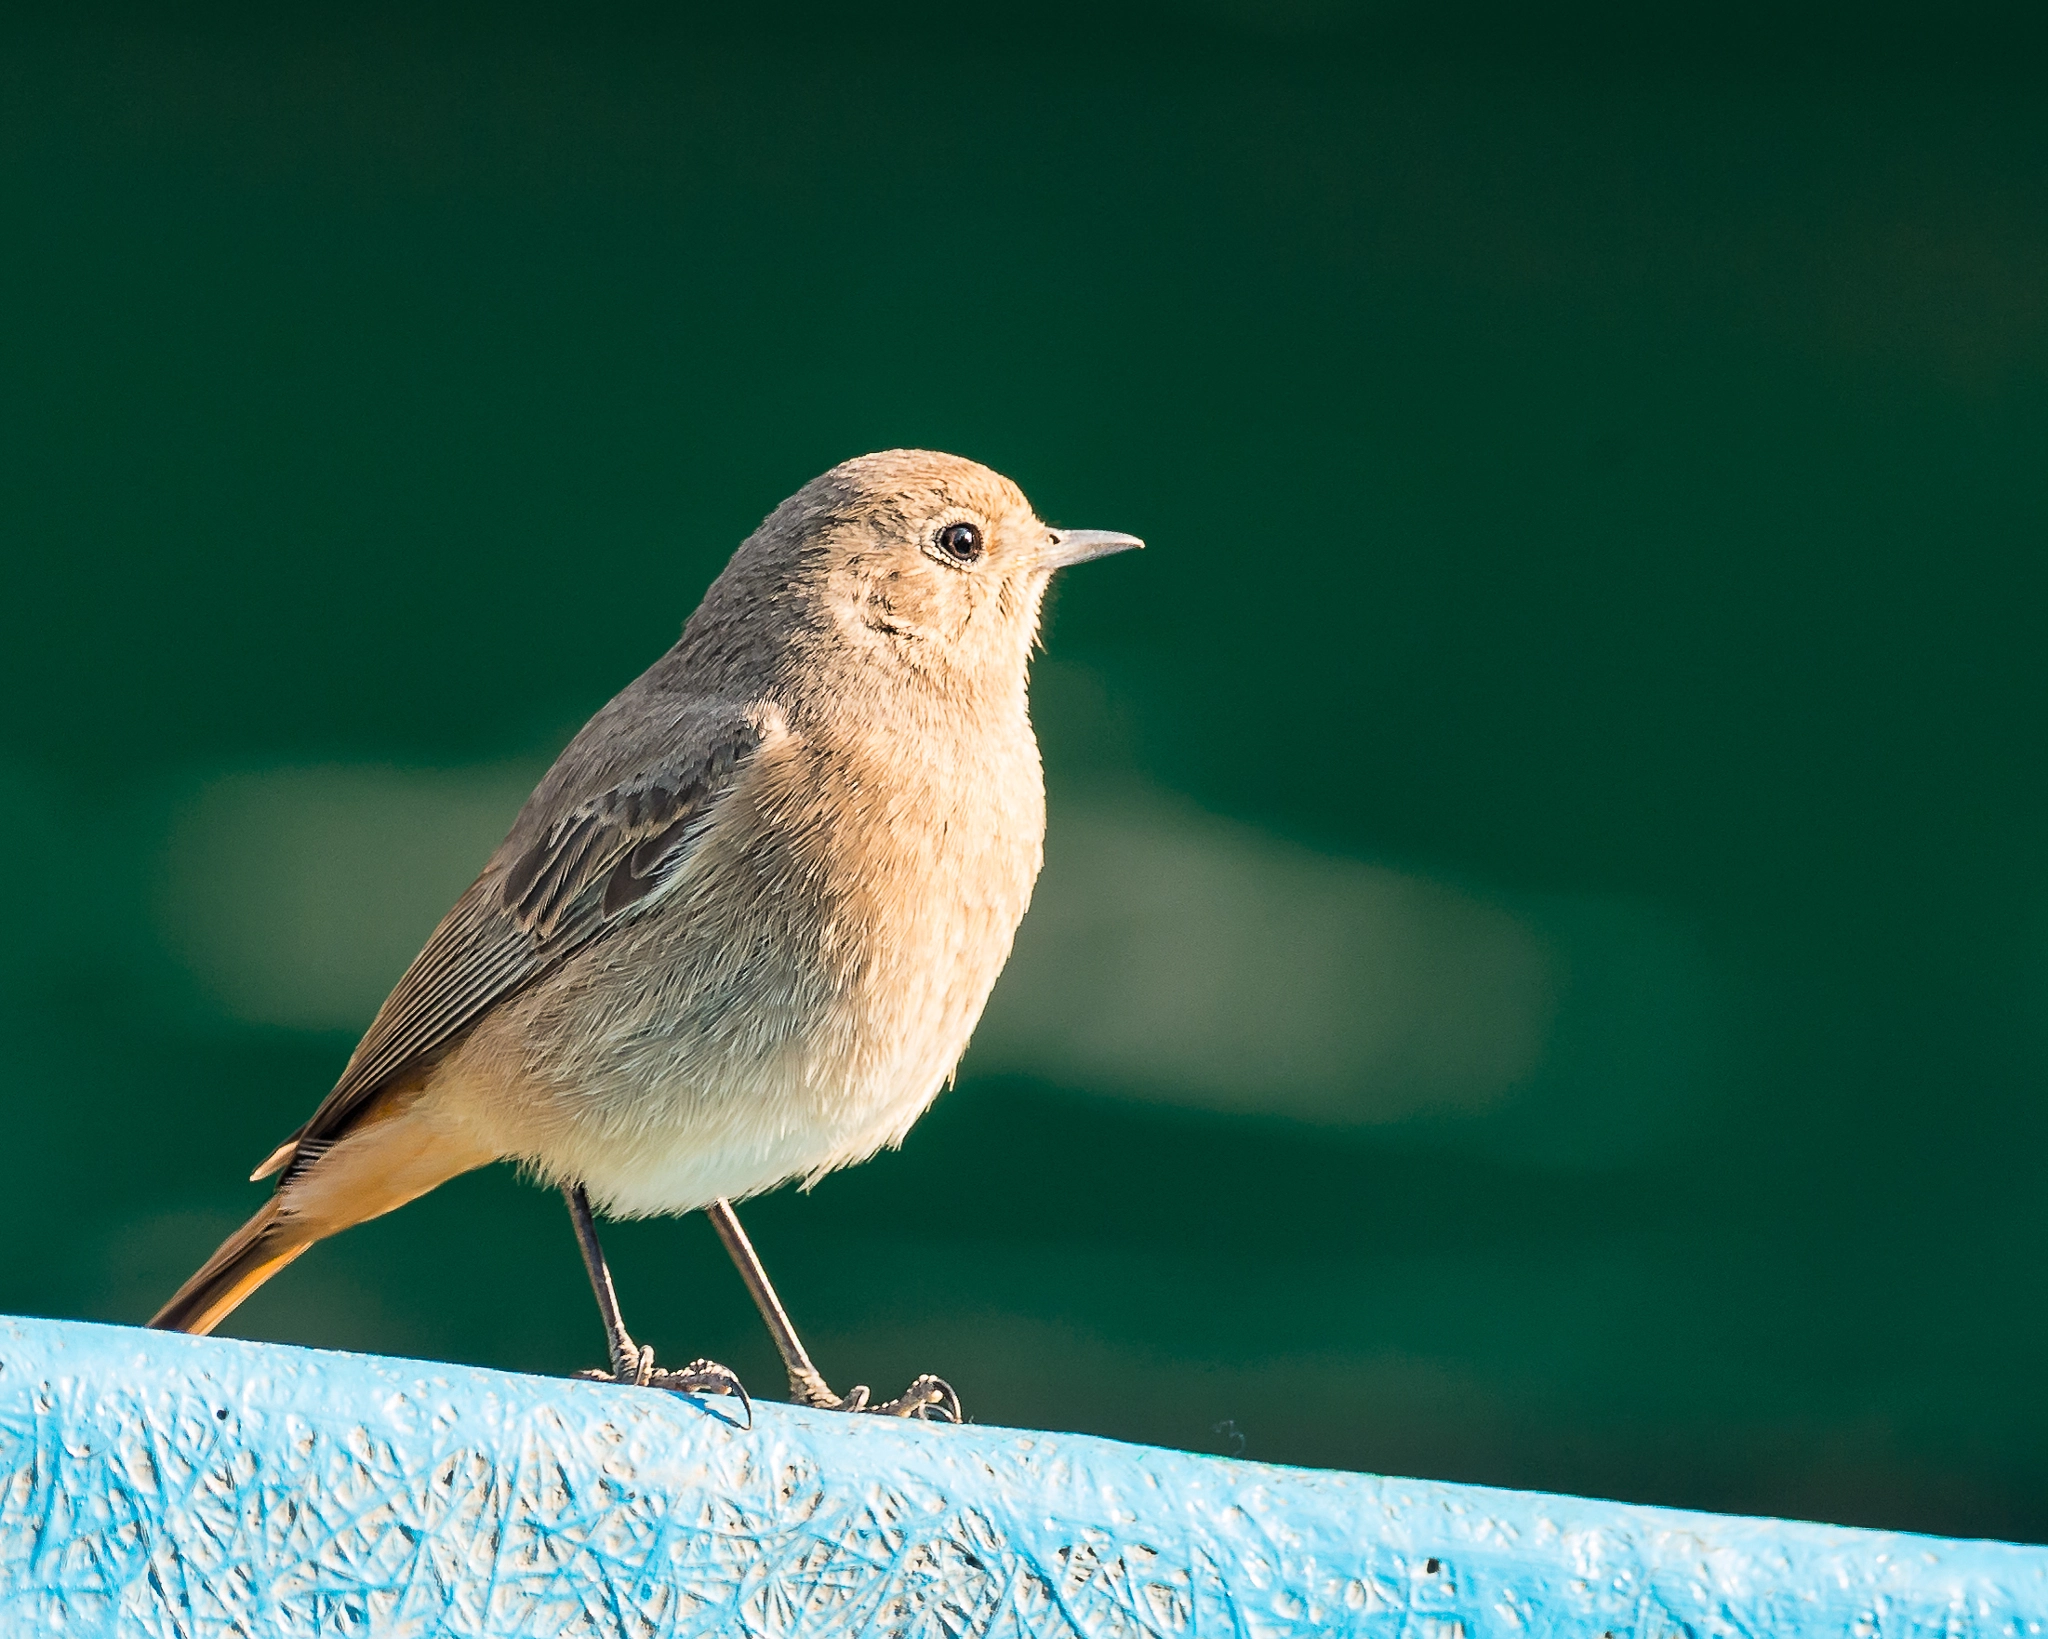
[866,1373,962,1422]
[796,1371,960,1422]
[575,1346,753,1428]
[648,1357,754,1426]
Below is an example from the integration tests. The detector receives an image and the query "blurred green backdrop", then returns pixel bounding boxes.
[4,3,2046,1541]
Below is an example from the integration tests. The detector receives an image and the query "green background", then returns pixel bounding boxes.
[5,5,2046,1541]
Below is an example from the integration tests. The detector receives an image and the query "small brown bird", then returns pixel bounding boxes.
[150,450,1141,1419]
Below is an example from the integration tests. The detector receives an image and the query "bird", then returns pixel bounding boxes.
[148,449,1142,1421]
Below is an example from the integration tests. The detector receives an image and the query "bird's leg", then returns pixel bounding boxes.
[701,1197,841,1407]
[563,1183,751,1425]
[565,1182,646,1380]
[703,1197,961,1422]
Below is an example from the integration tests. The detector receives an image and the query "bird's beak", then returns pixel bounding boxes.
[1039,527,1145,571]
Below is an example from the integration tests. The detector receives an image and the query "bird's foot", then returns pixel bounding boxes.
[865,1374,963,1421]
[576,1343,753,1427]
[789,1365,961,1422]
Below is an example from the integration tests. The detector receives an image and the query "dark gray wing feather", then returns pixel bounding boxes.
[259,702,763,1182]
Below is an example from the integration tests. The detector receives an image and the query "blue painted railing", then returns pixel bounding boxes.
[2,1315,2043,1636]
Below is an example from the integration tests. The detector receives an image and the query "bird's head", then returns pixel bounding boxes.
[692,450,1141,709]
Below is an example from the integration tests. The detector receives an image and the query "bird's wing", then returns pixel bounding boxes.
[254,702,766,1182]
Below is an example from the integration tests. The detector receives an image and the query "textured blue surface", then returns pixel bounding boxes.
[2,1315,2044,1637]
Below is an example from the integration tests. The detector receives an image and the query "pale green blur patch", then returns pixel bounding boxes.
[155,763,544,1033]
[976,788,1559,1124]
[148,761,1726,1163]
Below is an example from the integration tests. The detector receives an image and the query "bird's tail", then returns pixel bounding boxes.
[147,1087,498,1337]
[148,1198,315,1336]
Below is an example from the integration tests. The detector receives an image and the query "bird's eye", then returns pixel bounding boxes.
[934,521,984,565]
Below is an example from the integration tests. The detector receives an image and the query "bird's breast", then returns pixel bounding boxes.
[471,716,1047,1215]
[752,718,1047,1065]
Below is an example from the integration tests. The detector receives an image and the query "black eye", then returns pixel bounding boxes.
[935,521,983,564]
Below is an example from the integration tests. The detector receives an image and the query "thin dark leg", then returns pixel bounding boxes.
[562,1183,752,1425]
[705,1197,960,1422]
[703,1196,839,1406]
[564,1183,646,1381]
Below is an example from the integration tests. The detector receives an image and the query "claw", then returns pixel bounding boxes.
[650,1358,754,1429]
[575,1350,753,1429]
[803,1373,960,1422]
[867,1373,962,1422]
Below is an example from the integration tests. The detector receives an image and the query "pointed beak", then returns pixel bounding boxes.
[1039,527,1145,572]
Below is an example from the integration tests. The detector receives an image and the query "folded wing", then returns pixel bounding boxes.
[253,703,766,1183]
